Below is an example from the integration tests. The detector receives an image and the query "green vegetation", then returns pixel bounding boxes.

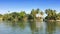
[28,8,43,21]
[45,9,60,20]
[45,9,56,20]
[2,11,27,21]
[56,13,60,20]
[0,8,60,21]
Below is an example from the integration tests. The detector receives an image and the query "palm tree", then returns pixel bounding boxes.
[45,9,56,20]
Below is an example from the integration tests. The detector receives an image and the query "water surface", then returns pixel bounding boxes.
[0,21,60,34]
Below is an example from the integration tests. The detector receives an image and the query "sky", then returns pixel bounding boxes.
[0,0,60,16]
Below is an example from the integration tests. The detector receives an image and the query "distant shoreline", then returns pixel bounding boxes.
[44,19,60,22]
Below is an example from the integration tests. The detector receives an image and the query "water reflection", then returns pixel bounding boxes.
[45,21,56,34]
[56,21,60,34]
[0,21,60,34]
[29,20,43,34]
[5,21,27,30]
[17,21,27,30]
[56,21,60,28]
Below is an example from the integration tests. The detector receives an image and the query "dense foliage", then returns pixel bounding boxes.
[45,9,60,20]
[0,8,60,21]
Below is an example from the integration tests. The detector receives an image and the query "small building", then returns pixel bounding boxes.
[36,13,43,21]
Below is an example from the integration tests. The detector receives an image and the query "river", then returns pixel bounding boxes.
[0,21,60,34]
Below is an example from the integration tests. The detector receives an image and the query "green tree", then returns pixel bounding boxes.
[0,14,2,18]
[45,9,56,20]
[19,11,26,18]
[56,13,60,20]
[18,11,27,21]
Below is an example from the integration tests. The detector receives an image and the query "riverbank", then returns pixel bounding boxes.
[44,19,60,22]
